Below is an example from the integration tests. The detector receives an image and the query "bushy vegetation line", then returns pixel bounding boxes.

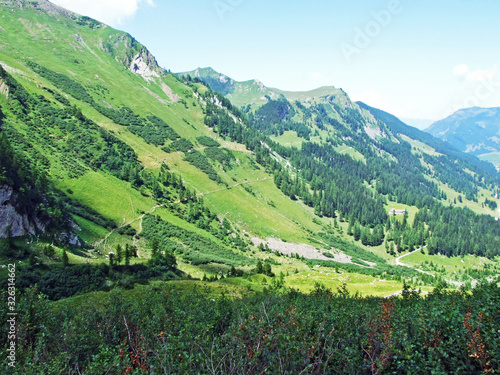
[2,281,498,374]
[141,214,251,266]
[204,147,235,170]
[1,65,141,181]
[197,135,220,147]
[26,61,94,104]
[166,138,194,152]
[183,150,222,183]
[0,237,182,301]
[162,137,223,182]
[25,62,180,146]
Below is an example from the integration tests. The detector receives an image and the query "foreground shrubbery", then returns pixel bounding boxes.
[1,281,498,374]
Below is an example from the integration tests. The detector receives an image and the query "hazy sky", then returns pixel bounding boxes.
[50,0,500,121]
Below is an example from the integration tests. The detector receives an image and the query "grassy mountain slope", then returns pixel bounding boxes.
[187,67,500,260]
[0,1,499,304]
[179,67,279,108]
[0,0,359,272]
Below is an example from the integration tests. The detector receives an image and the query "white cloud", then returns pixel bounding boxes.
[453,64,497,82]
[50,0,155,26]
[467,67,497,82]
[453,64,469,78]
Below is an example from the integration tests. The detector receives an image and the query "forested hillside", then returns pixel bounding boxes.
[186,70,500,259]
[0,1,499,373]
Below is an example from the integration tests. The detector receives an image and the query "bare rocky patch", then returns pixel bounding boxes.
[161,83,180,102]
[252,237,354,264]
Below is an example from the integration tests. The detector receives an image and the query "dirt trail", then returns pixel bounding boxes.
[395,246,433,276]
[196,177,274,197]
[93,174,272,250]
[93,204,163,251]
[385,246,435,298]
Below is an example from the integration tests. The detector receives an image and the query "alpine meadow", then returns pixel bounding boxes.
[0,1,499,374]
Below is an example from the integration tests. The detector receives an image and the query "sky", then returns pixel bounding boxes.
[50,0,500,123]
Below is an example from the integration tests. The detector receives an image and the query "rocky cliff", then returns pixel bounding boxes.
[0,185,46,238]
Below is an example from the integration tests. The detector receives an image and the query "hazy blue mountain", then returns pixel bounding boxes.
[426,107,500,168]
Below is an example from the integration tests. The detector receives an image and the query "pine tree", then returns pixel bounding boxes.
[125,244,131,266]
[263,262,273,277]
[116,244,123,265]
[389,242,396,256]
[353,223,361,241]
[256,260,263,274]
[151,237,159,258]
[28,252,36,267]
[62,250,69,267]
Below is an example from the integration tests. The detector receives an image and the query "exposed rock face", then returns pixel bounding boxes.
[0,185,82,245]
[103,32,163,81]
[129,47,161,80]
[0,78,9,99]
[59,231,81,247]
[0,185,44,238]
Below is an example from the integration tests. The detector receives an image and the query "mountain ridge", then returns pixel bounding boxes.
[186,66,499,177]
[179,67,351,109]
[426,106,500,169]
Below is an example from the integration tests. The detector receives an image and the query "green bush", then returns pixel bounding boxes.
[184,150,222,183]
[197,136,221,147]
[169,138,194,152]
[204,147,235,170]
[142,214,250,266]
[2,281,498,374]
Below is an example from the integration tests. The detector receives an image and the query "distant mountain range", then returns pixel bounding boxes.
[426,107,500,169]
[179,67,354,110]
